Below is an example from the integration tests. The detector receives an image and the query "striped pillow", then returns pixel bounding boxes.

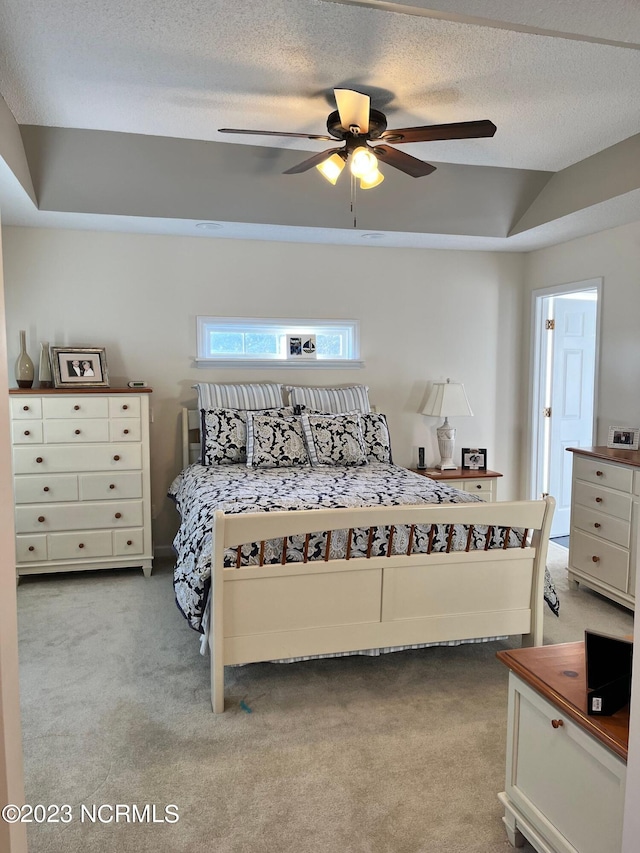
[285,385,370,414]
[193,382,283,411]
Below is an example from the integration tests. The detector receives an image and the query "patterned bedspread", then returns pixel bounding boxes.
[168,463,559,633]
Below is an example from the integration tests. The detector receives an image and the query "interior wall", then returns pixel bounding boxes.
[1,226,525,549]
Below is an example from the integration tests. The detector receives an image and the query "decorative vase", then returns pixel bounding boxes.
[39,341,52,388]
[15,330,34,389]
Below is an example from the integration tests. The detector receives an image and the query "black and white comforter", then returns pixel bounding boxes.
[169,462,559,634]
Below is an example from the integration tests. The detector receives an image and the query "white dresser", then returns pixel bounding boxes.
[498,643,627,853]
[567,447,638,610]
[10,389,153,577]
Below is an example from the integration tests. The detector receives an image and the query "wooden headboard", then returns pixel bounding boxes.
[182,408,201,468]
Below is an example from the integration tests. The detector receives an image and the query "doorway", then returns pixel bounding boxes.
[529,279,601,539]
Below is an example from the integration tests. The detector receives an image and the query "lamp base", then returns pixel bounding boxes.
[436,422,458,471]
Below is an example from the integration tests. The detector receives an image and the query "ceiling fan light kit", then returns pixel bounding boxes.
[219,87,496,194]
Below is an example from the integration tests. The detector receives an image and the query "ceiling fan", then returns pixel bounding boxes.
[219,88,496,189]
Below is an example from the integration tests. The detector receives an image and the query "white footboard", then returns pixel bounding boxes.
[210,497,555,712]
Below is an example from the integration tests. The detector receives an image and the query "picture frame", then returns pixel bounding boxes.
[461,447,487,471]
[51,347,110,388]
[607,425,640,450]
[286,334,317,359]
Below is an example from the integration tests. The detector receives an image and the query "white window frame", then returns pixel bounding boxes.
[195,316,363,369]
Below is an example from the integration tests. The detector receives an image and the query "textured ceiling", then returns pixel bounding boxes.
[0,0,639,249]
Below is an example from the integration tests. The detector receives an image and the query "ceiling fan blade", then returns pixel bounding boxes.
[334,89,370,132]
[283,148,344,175]
[381,120,497,144]
[219,128,334,141]
[373,145,436,178]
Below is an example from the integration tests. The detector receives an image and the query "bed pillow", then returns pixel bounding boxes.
[285,384,371,414]
[301,412,368,466]
[360,412,393,463]
[246,413,310,468]
[194,382,283,411]
[201,407,294,465]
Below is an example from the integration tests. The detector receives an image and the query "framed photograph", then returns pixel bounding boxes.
[51,347,109,388]
[607,425,640,450]
[461,447,487,471]
[286,334,317,359]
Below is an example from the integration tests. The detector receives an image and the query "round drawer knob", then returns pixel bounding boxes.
[596,470,603,476]
[115,512,122,519]
[43,486,50,492]
[36,457,43,463]
[23,430,30,436]
[37,516,45,523]
[78,543,84,549]
[123,429,129,435]
[122,404,128,410]
[109,483,116,490]
[551,719,564,729]
[75,429,81,435]
[127,540,133,546]
[594,522,601,528]
[28,546,35,552]
[476,484,482,489]
[595,497,603,503]
[113,455,120,461]
[592,555,600,563]
[22,405,29,411]
[74,405,80,411]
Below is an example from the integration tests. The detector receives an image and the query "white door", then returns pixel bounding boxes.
[530,284,599,539]
[547,295,598,537]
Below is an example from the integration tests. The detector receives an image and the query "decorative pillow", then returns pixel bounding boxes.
[201,407,294,465]
[301,413,368,466]
[285,384,371,414]
[246,414,310,468]
[193,382,283,411]
[360,412,393,463]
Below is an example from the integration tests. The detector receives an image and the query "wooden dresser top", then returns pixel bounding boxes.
[567,445,640,468]
[497,642,629,761]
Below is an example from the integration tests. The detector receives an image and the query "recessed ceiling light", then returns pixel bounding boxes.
[361,232,384,240]
[195,222,222,230]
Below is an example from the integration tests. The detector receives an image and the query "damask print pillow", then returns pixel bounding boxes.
[359,412,393,463]
[301,413,368,466]
[246,414,310,468]
[201,407,294,465]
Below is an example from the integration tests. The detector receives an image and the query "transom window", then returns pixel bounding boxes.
[196,317,362,368]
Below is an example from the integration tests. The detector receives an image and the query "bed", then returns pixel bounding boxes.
[170,384,556,713]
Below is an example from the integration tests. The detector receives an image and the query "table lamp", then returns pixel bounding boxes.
[422,379,473,470]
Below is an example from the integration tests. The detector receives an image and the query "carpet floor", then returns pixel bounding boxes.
[16,542,633,853]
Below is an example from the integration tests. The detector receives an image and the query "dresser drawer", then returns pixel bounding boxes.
[634,471,640,497]
[573,455,633,492]
[43,396,109,419]
[109,397,140,418]
[16,535,48,562]
[572,480,632,520]
[570,529,629,592]
[114,528,144,556]
[109,419,141,442]
[47,530,113,561]
[11,398,42,419]
[44,418,110,443]
[13,443,143,474]
[14,474,78,503]
[15,500,144,533]
[12,421,43,443]
[79,471,143,501]
[572,505,630,548]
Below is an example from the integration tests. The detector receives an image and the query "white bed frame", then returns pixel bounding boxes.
[180,409,555,713]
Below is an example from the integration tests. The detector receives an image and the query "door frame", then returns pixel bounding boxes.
[527,277,602,502]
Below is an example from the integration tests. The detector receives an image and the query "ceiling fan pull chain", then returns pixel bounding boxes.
[351,173,357,228]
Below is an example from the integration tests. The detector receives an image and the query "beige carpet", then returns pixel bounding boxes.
[16,542,633,853]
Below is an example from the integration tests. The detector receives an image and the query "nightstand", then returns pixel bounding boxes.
[410,468,503,501]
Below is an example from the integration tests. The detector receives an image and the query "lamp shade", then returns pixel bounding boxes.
[422,380,473,418]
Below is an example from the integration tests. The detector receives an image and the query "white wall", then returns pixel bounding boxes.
[2,226,525,548]
[523,219,640,853]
